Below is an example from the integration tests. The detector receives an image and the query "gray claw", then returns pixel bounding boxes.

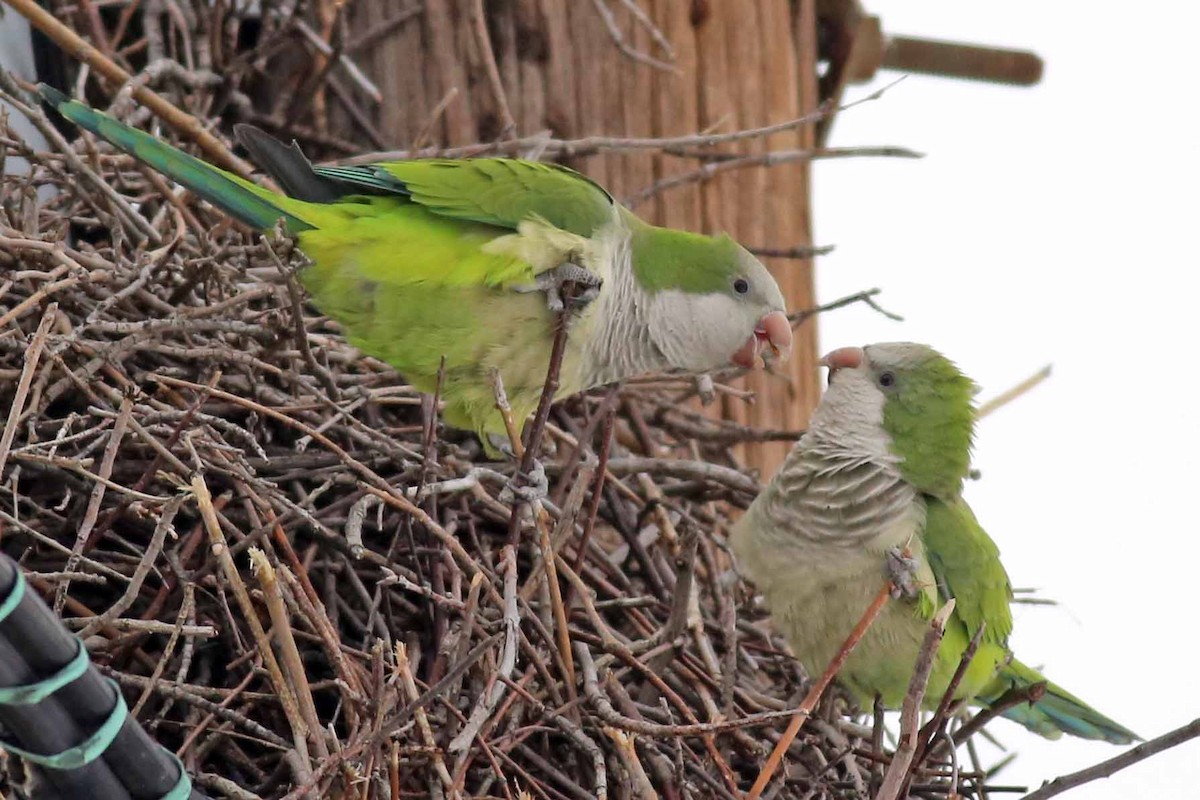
[499,459,548,505]
[886,546,921,600]
[516,261,603,312]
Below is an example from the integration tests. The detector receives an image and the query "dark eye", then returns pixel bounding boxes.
[733,278,750,295]
[879,371,896,388]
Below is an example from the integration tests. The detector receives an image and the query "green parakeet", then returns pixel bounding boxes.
[731,342,1136,744]
[39,86,791,450]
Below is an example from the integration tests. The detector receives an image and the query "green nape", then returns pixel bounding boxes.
[882,351,978,498]
[37,84,311,233]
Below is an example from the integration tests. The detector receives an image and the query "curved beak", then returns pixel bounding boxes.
[731,311,793,369]
[820,346,865,382]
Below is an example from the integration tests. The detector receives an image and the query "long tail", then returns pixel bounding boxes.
[980,658,1138,744]
[38,85,311,232]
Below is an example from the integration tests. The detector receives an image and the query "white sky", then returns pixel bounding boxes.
[813,2,1200,797]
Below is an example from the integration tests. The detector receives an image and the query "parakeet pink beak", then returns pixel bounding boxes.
[820,346,865,375]
[731,311,792,369]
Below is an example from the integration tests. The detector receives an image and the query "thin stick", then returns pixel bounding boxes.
[249,549,330,759]
[626,146,922,207]
[469,0,517,138]
[590,0,677,73]
[952,682,1047,745]
[976,365,1053,419]
[1021,717,1200,800]
[192,475,313,777]
[0,303,56,479]
[506,309,571,547]
[876,600,955,800]
[3,0,254,177]
[909,622,985,778]
[745,582,893,799]
[337,79,907,162]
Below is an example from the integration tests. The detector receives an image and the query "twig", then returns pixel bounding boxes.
[469,0,517,138]
[911,623,985,773]
[626,146,923,207]
[337,79,908,162]
[745,582,893,799]
[952,682,1048,745]
[748,243,836,260]
[0,303,57,480]
[876,600,955,800]
[789,287,905,327]
[192,475,313,779]
[395,642,456,794]
[977,365,1053,419]
[449,545,519,753]
[603,727,657,799]
[1021,717,1200,800]
[56,393,133,612]
[3,0,254,176]
[249,548,330,759]
[590,0,677,73]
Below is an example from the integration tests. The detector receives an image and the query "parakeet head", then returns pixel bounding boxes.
[815,342,978,497]
[631,224,791,372]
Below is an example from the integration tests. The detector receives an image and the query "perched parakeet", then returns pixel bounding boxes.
[39,86,791,451]
[732,342,1136,743]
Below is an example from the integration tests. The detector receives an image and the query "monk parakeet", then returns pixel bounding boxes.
[39,86,791,451]
[731,342,1136,743]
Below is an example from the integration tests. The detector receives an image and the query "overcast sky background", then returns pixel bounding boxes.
[812,3,1200,797]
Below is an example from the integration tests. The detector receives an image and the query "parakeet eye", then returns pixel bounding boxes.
[733,278,750,295]
[878,371,896,388]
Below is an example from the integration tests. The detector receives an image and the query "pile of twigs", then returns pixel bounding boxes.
[0,7,1033,797]
[0,89,1023,800]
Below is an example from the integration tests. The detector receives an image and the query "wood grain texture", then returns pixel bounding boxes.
[340,0,821,475]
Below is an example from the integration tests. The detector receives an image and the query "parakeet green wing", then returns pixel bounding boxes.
[922,497,1013,645]
[315,159,615,238]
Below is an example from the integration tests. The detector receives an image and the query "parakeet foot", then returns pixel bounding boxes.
[886,546,921,600]
[485,433,517,460]
[517,261,603,312]
[499,459,548,505]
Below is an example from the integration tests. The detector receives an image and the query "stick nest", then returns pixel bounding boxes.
[0,43,998,800]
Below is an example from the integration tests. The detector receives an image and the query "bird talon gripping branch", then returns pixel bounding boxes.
[517,261,604,312]
[499,460,548,506]
[885,546,921,600]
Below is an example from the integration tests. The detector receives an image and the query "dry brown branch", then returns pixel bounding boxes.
[337,79,907,163]
[977,364,1054,419]
[626,146,923,207]
[1021,717,1200,800]
[746,582,893,799]
[877,600,955,800]
[3,0,253,176]
[469,0,517,139]
[590,0,677,73]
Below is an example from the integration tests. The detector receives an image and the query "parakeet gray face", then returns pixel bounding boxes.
[815,342,978,494]
[805,343,897,458]
[648,248,791,372]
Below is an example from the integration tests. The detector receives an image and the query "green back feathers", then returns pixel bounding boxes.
[628,222,744,293]
[38,85,311,233]
[879,346,978,498]
[316,158,615,237]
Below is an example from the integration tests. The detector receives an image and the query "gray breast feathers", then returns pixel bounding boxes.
[753,446,917,548]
